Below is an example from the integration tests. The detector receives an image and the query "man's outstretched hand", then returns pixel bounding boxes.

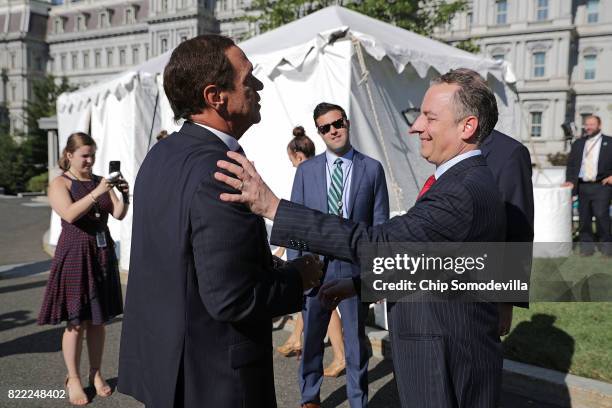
[317,278,357,310]
[288,254,324,291]
[215,151,280,220]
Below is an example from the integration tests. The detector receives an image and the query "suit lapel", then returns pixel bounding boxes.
[348,151,365,219]
[597,135,611,175]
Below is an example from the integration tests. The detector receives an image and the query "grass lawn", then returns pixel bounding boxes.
[502,253,612,382]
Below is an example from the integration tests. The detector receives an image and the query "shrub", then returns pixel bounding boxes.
[26,171,48,193]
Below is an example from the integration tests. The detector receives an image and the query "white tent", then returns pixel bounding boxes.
[52,6,521,271]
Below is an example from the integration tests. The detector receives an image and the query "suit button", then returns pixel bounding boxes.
[290,239,296,247]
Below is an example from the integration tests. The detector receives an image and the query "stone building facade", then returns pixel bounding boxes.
[435,0,612,162]
[0,0,50,134]
[1,0,257,134]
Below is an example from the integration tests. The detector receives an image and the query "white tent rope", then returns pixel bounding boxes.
[352,36,404,213]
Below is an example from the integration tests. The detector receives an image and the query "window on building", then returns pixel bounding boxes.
[584,54,596,80]
[536,0,548,21]
[126,8,134,24]
[72,53,78,70]
[76,14,87,31]
[492,53,505,62]
[119,49,126,65]
[35,56,43,71]
[95,50,101,66]
[83,52,89,69]
[99,11,110,28]
[10,84,16,102]
[467,12,473,28]
[161,38,168,53]
[133,47,139,64]
[61,54,66,71]
[180,35,188,42]
[533,52,546,77]
[10,53,15,69]
[54,17,63,34]
[107,49,113,66]
[530,112,543,137]
[587,0,599,23]
[161,0,168,11]
[496,0,508,24]
[145,44,149,59]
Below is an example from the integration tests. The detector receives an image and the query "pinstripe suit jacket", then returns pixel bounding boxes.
[270,155,506,408]
[118,122,304,408]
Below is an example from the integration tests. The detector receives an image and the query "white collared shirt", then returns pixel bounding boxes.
[434,149,482,180]
[325,148,355,219]
[579,132,602,181]
[192,122,243,152]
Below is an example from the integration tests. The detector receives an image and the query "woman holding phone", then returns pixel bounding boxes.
[38,132,129,405]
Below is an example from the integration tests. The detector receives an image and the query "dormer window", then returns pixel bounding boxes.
[98,9,112,28]
[125,5,139,24]
[76,13,89,31]
[54,16,66,34]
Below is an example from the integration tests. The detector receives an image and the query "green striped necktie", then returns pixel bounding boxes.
[328,158,344,216]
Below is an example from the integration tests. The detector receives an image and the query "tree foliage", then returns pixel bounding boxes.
[246,0,468,39]
[0,75,76,193]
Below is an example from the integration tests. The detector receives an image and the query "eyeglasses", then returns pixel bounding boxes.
[317,118,346,135]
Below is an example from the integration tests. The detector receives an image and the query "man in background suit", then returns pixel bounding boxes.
[289,102,389,408]
[216,69,507,407]
[482,129,534,325]
[118,35,322,408]
[564,115,612,256]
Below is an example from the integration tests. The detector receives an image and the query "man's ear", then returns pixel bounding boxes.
[461,116,478,141]
[203,84,225,110]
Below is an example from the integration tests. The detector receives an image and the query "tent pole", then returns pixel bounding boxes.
[147,86,161,152]
[352,36,405,213]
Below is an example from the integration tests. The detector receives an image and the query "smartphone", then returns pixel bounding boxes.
[109,161,121,174]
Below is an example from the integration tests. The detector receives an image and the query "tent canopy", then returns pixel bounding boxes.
[53,6,521,270]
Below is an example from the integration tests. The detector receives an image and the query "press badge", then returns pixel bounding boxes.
[96,232,107,248]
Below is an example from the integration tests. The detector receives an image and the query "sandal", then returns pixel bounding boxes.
[65,376,89,406]
[88,368,112,397]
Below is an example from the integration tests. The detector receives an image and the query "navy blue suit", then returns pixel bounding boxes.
[481,130,534,307]
[271,155,506,408]
[288,150,389,407]
[118,122,304,408]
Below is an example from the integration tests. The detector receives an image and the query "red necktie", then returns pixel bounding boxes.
[417,175,436,199]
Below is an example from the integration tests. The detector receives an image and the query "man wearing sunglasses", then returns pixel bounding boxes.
[285,102,389,408]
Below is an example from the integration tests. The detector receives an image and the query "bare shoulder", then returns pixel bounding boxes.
[49,174,71,192]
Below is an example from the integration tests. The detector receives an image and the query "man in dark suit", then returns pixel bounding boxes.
[118,35,322,408]
[481,129,534,325]
[564,115,612,256]
[216,69,507,407]
[289,102,389,408]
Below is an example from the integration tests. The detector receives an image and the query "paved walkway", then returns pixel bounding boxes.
[0,196,559,407]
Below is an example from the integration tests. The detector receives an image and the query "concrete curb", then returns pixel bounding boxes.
[277,314,612,408]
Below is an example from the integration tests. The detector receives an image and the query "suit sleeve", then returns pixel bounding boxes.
[373,162,390,225]
[500,146,534,242]
[190,171,303,322]
[286,164,305,261]
[499,146,534,308]
[271,184,473,265]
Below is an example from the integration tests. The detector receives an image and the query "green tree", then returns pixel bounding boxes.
[246,0,467,38]
[0,75,76,193]
[23,76,77,172]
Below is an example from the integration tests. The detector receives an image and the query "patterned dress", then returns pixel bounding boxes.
[38,174,123,326]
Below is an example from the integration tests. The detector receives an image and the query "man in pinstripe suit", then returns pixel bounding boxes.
[215,69,508,407]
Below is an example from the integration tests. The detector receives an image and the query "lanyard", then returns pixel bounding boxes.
[584,135,601,158]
